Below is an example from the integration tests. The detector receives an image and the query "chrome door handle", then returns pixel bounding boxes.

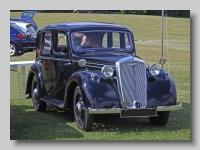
[64,62,71,66]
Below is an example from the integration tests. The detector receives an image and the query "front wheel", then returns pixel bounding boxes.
[149,111,170,126]
[73,86,93,131]
[31,76,47,112]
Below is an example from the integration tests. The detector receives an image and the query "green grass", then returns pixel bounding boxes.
[10,12,190,140]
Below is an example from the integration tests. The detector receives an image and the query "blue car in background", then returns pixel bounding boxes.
[10,10,38,31]
[10,22,36,56]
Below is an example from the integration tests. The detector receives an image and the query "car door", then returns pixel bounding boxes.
[37,30,53,97]
[50,31,73,101]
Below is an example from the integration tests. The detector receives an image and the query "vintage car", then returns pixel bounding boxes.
[25,22,182,131]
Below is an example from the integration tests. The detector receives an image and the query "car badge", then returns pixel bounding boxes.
[129,62,138,67]
[121,101,129,107]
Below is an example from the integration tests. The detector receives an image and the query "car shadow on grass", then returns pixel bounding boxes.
[91,102,190,133]
[10,102,190,140]
[10,104,83,140]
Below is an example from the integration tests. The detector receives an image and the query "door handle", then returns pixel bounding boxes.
[64,62,71,67]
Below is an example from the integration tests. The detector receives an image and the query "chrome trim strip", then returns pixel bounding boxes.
[88,103,182,115]
[85,65,103,69]
[157,103,182,111]
[51,58,71,61]
[88,62,109,66]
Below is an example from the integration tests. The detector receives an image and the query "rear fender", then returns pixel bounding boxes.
[26,63,45,97]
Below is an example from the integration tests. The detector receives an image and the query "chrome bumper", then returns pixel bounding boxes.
[88,103,182,116]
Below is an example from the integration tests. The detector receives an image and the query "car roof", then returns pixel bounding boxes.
[41,22,131,32]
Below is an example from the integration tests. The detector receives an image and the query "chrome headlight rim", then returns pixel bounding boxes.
[148,64,161,76]
[101,65,114,78]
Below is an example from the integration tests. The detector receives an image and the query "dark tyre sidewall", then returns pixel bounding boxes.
[31,76,46,112]
[149,111,170,126]
[73,86,93,131]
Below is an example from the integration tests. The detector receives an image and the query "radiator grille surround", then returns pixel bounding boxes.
[116,57,147,108]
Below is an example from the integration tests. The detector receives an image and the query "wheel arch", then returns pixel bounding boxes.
[64,70,119,109]
[26,63,45,98]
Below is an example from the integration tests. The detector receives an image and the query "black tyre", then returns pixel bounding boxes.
[73,86,93,131]
[10,43,17,56]
[31,76,47,112]
[149,111,170,126]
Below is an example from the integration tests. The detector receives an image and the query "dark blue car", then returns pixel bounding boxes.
[10,23,36,56]
[10,10,38,31]
[25,22,182,131]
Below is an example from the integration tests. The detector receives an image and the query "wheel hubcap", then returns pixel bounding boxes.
[10,45,15,55]
[75,97,84,118]
[32,86,39,100]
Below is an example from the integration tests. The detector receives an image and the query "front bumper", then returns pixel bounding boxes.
[88,103,182,117]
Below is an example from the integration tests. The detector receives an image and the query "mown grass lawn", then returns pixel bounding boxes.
[10,12,190,140]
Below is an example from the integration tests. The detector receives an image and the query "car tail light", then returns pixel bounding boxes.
[17,33,26,38]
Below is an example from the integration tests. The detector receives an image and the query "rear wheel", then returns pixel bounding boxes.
[10,43,17,56]
[149,111,170,126]
[73,86,93,131]
[31,76,47,112]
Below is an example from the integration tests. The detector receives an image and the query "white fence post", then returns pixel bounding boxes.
[10,61,35,99]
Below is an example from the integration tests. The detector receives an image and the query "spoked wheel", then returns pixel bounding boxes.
[10,43,17,56]
[149,111,170,126]
[31,76,47,112]
[73,86,93,131]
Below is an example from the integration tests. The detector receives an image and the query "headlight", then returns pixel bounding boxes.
[101,65,114,78]
[148,64,160,76]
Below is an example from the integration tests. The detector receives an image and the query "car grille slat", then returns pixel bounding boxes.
[116,57,147,108]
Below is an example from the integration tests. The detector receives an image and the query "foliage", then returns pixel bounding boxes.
[10,10,190,18]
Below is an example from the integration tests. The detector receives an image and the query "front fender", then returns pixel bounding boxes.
[65,70,120,109]
[147,69,177,107]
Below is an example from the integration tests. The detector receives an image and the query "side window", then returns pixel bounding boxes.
[42,31,52,56]
[125,33,131,49]
[102,33,108,47]
[36,32,43,57]
[58,33,67,46]
[54,32,68,54]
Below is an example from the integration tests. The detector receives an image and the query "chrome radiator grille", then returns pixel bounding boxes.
[116,57,147,108]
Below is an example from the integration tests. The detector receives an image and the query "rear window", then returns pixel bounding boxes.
[10,24,26,34]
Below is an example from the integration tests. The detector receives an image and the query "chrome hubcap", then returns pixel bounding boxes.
[75,97,84,118]
[10,44,15,55]
[32,86,39,100]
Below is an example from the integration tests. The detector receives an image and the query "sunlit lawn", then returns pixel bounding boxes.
[10,12,190,140]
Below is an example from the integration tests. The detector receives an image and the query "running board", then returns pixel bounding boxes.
[40,98,64,109]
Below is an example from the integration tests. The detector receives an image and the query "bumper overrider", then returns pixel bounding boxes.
[88,103,182,118]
